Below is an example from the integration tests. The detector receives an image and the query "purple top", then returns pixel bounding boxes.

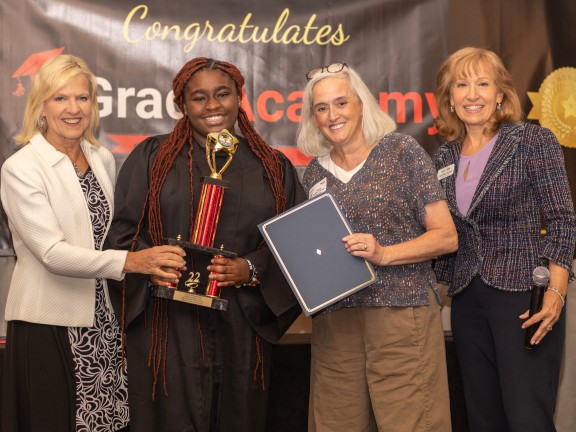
[456,134,498,215]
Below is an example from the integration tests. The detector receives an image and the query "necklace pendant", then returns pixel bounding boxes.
[73,162,83,176]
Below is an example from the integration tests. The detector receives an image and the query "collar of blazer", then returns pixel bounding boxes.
[29,132,97,168]
[441,122,525,219]
[28,132,114,210]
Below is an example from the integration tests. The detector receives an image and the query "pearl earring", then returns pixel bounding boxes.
[450,106,455,113]
[496,102,502,111]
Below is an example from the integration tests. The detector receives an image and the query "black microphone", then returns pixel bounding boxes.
[524,266,550,350]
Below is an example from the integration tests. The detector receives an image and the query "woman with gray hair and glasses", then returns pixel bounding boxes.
[297,62,457,431]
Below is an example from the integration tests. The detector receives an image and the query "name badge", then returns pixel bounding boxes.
[437,164,455,181]
[309,178,327,198]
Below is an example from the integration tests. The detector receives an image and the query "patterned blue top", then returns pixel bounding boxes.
[302,132,446,310]
[67,168,129,432]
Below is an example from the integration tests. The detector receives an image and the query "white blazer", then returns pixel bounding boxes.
[0,133,127,327]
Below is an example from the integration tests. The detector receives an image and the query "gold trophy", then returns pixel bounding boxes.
[150,130,240,311]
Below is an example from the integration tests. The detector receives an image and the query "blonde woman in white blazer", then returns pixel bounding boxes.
[0,55,185,432]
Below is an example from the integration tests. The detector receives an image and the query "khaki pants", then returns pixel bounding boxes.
[309,293,451,432]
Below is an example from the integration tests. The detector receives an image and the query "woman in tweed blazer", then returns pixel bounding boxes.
[0,55,185,432]
[433,47,575,432]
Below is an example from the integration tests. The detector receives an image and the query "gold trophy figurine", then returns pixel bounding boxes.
[206,130,238,179]
[150,130,240,311]
[191,130,239,246]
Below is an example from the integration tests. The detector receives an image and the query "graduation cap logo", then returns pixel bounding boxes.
[11,47,66,96]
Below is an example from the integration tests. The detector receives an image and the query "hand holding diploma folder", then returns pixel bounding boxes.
[258,193,378,316]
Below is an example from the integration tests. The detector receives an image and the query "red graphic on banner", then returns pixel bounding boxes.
[107,134,150,153]
[279,147,313,166]
[11,47,66,96]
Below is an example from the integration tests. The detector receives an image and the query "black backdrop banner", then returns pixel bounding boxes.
[1,0,575,254]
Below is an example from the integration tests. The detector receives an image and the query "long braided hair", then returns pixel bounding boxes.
[130,58,287,398]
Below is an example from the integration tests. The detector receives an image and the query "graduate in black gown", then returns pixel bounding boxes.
[106,58,305,432]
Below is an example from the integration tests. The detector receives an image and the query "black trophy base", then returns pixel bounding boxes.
[155,237,234,312]
[151,285,228,311]
[163,237,237,259]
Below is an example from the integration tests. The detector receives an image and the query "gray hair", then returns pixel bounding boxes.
[297,64,396,157]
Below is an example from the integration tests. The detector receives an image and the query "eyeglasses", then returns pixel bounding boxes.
[306,62,349,81]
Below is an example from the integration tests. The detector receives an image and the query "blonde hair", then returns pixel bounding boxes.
[434,47,522,142]
[14,54,101,146]
[297,64,396,157]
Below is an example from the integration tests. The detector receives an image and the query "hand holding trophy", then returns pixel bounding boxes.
[150,129,240,311]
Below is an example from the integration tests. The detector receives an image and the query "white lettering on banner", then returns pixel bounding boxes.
[96,77,439,134]
[97,77,113,117]
[97,76,182,120]
[117,87,135,118]
[165,90,180,119]
[135,88,163,119]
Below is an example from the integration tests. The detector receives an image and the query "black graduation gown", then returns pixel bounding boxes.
[106,134,305,432]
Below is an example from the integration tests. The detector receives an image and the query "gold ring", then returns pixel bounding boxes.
[363,243,368,251]
[547,325,553,331]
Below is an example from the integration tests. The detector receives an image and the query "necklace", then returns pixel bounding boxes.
[47,138,85,176]
[67,148,84,176]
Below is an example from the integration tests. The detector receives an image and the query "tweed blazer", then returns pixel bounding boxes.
[434,122,576,296]
[0,133,127,327]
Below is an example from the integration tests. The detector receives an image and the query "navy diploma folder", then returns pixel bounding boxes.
[258,192,378,316]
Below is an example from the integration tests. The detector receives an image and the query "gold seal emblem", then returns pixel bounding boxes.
[528,67,576,148]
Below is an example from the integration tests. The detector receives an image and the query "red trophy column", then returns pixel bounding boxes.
[150,129,239,311]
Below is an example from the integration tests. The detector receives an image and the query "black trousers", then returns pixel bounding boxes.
[1,321,131,432]
[1,321,76,432]
[451,276,565,432]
